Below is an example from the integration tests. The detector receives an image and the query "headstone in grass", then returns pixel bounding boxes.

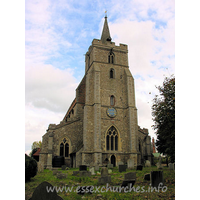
[121,172,136,188]
[89,167,96,175]
[53,170,61,176]
[168,163,174,170]
[127,159,134,169]
[72,171,79,176]
[144,173,150,180]
[119,165,127,172]
[145,160,151,167]
[117,161,124,167]
[136,165,143,171]
[79,171,91,177]
[107,163,113,169]
[150,171,164,188]
[29,181,63,200]
[56,173,67,179]
[95,165,99,171]
[79,165,87,171]
[98,167,111,184]
[61,165,66,170]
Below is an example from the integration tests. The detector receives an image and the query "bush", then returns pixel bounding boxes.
[25,154,37,182]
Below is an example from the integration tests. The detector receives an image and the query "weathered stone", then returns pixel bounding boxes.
[95,165,99,171]
[127,159,134,169]
[98,176,111,184]
[29,181,63,200]
[168,163,174,170]
[56,173,67,179]
[101,167,108,176]
[79,171,91,177]
[150,171,164,188]
[73,171,80,176]
[117,161,124,167]
[119,165,127,172]
[145,160,151,167]
[107,164,113,169]
[124,172,136,180]
[108,169,112,174]
[61,165,67,170]
[37,162,44,172]
[53,170,61,176]
[144,173,150,181]
[136,165,143,171]
[89,167,96,175]
[121,172,136,188]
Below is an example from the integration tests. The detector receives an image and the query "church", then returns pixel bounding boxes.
[39,16,153,169]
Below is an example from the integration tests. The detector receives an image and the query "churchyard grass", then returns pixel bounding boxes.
[25,166,175,200]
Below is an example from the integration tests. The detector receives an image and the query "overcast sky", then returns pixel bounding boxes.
[25,0,175,153]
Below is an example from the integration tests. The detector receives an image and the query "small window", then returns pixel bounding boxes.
[108,53,114,64]
[110,95,115,106]
[110,69,114,78]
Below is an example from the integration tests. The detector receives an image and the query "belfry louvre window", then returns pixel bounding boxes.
[108,53,114,64]
[60,138,69,157]
[106,126,118,151]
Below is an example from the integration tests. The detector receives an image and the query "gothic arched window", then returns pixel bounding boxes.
[106,126,118,151]
[108,53,114,64]
[110,95,115,106]
[110,68,115,79]
[60,138,69,157]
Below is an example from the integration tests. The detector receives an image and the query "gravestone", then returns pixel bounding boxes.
[127,159,134,169]
[156,156,163,169]
[95,165,99,171]
[72,171,79,176]
[107,164,113,169]
[145,160,151,167]
[144,173,150,181]
[101,167,108,176]
[136,165,143,171]
[119,165,127,172]
[89,167,96,175]
[79,165,87,171]
[79,171,91,177]
[61,165,66,170]
[168,163,174,170]
[98,167,111,185]
[117,161,124,167]
[56,173,67,179]
[121,172,136,188]
[108,169,112,174]
[150,171,164,188]
[29,181,63,200]
[53,170,61,176]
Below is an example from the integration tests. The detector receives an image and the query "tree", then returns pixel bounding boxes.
[31,141,42,149]
[29,141,42,157]
[152,76,175,162]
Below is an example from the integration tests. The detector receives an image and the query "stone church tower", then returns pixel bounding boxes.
[39,16,152,169]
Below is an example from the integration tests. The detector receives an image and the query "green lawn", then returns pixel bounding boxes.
[25,166,175,200]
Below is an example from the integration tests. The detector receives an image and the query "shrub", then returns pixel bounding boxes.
[25,154,37,182]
